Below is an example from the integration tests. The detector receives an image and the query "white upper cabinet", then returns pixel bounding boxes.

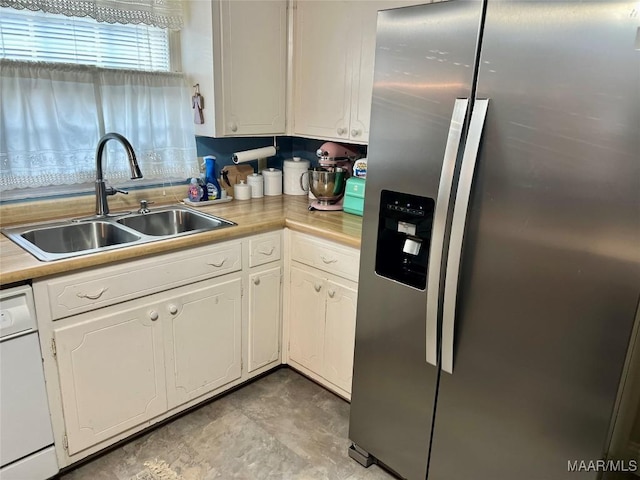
[292,0,353,142]
[292,0,425,144]
[181,0,287,137]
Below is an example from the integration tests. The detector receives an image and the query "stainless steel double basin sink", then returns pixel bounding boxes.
[2,205,236,262]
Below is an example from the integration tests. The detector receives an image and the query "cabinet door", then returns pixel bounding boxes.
[164,278,242,409]
[323,277,358,394]
[288,265,326,373]
[248,266,282,372]
[54,300,167,455]
[219,0,287,135]
[349,0,434,143]
[347,1,376,143]
[293,0,353,140]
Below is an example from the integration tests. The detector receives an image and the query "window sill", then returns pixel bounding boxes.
[0,179,188,204]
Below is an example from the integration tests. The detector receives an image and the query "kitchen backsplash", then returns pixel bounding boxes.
[195,136,367,173]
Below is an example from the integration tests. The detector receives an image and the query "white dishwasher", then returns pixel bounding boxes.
[0,285,58,479]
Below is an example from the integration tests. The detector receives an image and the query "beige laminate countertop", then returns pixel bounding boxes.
[0,196,363,286]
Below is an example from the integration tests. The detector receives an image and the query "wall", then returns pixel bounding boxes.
[195,136,367,173]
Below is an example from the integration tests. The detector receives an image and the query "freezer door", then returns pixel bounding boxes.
[429,2,640,479]
[348,2,483,480]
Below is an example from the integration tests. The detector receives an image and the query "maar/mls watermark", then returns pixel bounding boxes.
[568,460,638,473]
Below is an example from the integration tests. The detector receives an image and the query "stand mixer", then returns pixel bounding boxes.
[307,142,360,211]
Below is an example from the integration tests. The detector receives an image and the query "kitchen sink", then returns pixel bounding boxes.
[2,205,236,262]
[116,208,231,236]
[21,222,141,254]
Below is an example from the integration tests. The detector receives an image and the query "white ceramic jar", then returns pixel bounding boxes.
[247,173,264,198]
[234,180,251,200]
[262,168,282,196]
[283,157,311,195]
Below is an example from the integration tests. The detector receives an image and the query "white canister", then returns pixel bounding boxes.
[283,157,311,196]
[262,168,283,196]
[246,173,264,198]
[234,180,251,200]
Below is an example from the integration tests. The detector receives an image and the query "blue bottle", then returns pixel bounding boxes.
[203,155,221,200]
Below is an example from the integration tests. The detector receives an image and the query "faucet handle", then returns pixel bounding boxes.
[105,186,129,196]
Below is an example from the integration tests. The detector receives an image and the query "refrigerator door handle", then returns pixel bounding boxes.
[425,98,470,367]
[441,98,490,374]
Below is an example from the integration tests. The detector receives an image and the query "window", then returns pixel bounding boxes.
[0,9,171,71]
[0,2,197,200]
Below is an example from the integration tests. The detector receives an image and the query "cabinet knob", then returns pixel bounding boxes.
[149,310,159,321]
[337,127,346,136]
[351,129,361,137]
[168,304,178,315]
[314,283,322,292]
[230,122,238,132]
[328,289,336,298]
[253,277,261,286]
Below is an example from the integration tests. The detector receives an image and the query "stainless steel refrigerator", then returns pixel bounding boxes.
[348,1,640,479]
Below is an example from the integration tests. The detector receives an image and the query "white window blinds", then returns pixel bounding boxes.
[0,8,170,71]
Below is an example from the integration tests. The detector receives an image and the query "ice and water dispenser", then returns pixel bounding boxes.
[375,190,434,290]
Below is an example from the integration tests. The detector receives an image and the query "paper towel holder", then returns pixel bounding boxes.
[232,137,279,173]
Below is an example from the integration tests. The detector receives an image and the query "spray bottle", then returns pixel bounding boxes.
[203,155,222,200]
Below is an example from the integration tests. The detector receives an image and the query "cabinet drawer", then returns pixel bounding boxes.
[290,231,360,282]
[249,232,282,267]
[43,241,242,320]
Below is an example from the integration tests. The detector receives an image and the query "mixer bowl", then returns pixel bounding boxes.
[307,167,347,204]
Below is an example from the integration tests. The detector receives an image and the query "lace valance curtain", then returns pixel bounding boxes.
[0,60,198,193]
[0,0,184,29]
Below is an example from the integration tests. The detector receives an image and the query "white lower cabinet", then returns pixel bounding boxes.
[322,278,358,394]
[164,278,242,409]
[34,228,362,469]
[53,297,168,456]
[289,266,326,373]
[287,231,360,399]
[248,265,282,372]
[288,264,358,398]
[35,236,282,468]
[53,276,242,456]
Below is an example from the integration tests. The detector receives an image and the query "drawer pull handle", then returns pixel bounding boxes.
[320,256,337,264]
[258,246,275,256]
[328,289,336,298]
[208,258,228,268]
[149,310,159,321]
[253,277,261,286]
[77,287,108,300]
[168,304,178,315]
[314,283,322,292]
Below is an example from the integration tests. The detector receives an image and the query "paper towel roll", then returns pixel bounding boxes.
[262,168,282,196]
[232,146,277,164]
[247,173,264,198]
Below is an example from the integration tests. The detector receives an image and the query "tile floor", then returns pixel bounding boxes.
[59,367,396,480]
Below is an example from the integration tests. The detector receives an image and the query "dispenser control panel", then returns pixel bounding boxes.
[375,190,434,290]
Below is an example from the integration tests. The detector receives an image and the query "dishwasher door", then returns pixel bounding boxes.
[0,285,58,479]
